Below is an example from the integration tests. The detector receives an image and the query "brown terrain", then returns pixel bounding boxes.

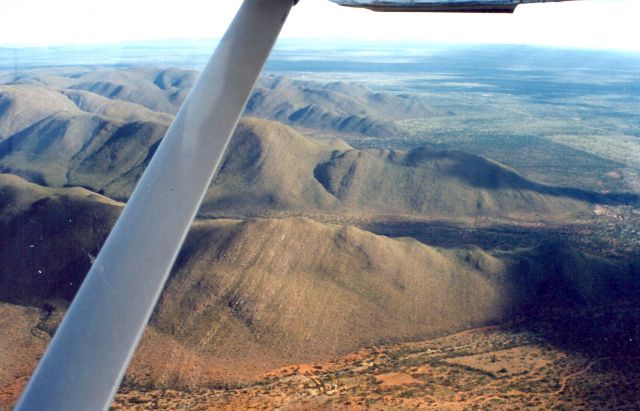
[111,316,640,410]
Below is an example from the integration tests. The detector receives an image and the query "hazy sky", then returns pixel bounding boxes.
[2,0,639,51]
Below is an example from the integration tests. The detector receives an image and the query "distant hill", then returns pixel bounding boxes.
[1,67,439,137]
[0,176,635,393]
[247,75,439,136]
[0,83,172,141]
[0,85,79,140]
[0,83,171,191]
[1,67,196,115]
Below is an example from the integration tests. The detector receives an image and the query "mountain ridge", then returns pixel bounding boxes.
[0,110,605,220]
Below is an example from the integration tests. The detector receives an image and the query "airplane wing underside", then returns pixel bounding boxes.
[329,0,577,13]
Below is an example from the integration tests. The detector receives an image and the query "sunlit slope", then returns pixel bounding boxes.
[154,218,510,362]
[0,85,79,140]
[60,89,174,124]
[203,119,348,213]
[154,218,635,378]
[203,118,595,219]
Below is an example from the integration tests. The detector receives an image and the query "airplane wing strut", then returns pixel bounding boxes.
[15,1,295,410]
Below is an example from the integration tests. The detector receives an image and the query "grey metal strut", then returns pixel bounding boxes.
[14,1,295,410]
